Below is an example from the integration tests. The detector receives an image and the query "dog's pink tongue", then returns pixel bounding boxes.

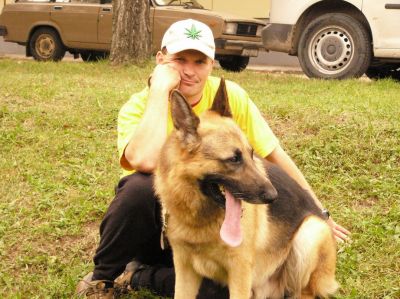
[220,189,242,247]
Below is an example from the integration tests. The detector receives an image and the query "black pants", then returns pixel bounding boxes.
[92,172,229,298]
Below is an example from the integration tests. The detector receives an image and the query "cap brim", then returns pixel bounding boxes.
[166,40,215,60]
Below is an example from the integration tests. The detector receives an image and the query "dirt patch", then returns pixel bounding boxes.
[6,221,100,273]
[57,221,100,260]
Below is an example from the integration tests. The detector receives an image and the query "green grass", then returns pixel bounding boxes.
[0,58,399,298]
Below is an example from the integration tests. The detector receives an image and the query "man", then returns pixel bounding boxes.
[77,19,350,298]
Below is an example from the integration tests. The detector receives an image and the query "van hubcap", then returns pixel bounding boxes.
[309,26,354,75]
[35,34,55,58]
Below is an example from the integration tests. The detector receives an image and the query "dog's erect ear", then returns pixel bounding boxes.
[211,77,232,118]
[170,89,201,152]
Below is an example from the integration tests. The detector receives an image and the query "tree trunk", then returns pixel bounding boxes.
[110,0,151,65]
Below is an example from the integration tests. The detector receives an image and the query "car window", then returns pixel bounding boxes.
[15,0,72,2]
[70,0,101,3]
[154,0,203,9]
[15,0,55,3]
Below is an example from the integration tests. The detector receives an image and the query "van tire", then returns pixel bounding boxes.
[29,28,66,61]
[298,13,371,79]
[218,55,249,72]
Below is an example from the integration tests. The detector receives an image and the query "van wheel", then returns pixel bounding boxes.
[218,55,249,72]
[81,51,109,62]
[366,64,400,81]
[298,13,371,79]
[29,28,65,61]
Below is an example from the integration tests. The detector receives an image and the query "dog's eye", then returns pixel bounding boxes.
[226,150,242,164]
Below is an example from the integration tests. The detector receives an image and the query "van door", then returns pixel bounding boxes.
[50,0,100,44]
[363,0,400,54]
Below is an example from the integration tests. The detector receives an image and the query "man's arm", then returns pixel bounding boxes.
[265,145,350,242]
[122,64,180,173]
[265,145,321,206]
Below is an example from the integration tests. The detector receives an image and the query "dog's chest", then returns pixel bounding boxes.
[190,244,230,283]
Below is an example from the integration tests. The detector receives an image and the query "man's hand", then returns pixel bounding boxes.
[150,63,181,93]
[327,217,351,243]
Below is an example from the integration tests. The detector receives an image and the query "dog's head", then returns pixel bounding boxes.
[169,78,278,207]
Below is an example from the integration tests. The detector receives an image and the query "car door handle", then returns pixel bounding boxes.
[101,7,112,12]
[53,6,63,10]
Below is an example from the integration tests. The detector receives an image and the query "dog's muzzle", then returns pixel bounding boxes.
[198,175,278,208]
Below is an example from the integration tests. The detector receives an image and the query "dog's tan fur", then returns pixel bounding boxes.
[154,79,338,299]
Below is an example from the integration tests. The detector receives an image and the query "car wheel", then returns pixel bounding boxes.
[218,55,249,72]
[29,28,65,61]
[81,51,109,62]
[366,64,400,81]
[298,13,371,79]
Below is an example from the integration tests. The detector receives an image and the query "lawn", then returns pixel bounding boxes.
[0,58,399,298]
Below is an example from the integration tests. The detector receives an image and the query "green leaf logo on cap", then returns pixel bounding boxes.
[184,24,202,40]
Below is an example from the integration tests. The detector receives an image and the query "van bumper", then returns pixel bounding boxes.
[261,23,294,53]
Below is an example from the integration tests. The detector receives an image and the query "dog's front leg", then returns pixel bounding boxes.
[228,264,253,299]
[173,248,202,299]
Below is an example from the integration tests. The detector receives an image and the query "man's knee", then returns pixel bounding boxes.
[117,172,154,195]
[113,172,157,216]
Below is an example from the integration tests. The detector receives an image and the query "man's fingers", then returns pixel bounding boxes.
[335,236,345,243]
[336,224,351,236]
[334,229,349,242]
[328,218,351,243]
[151,64,181,91]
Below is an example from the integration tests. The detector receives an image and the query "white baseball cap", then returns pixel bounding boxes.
[161,19,215,60]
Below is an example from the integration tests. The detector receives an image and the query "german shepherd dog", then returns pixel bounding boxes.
[154,78,338,299]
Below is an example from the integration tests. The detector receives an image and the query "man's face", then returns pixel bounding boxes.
[158,49,214,104]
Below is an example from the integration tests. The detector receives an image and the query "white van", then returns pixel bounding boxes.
[262,0,400,79]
